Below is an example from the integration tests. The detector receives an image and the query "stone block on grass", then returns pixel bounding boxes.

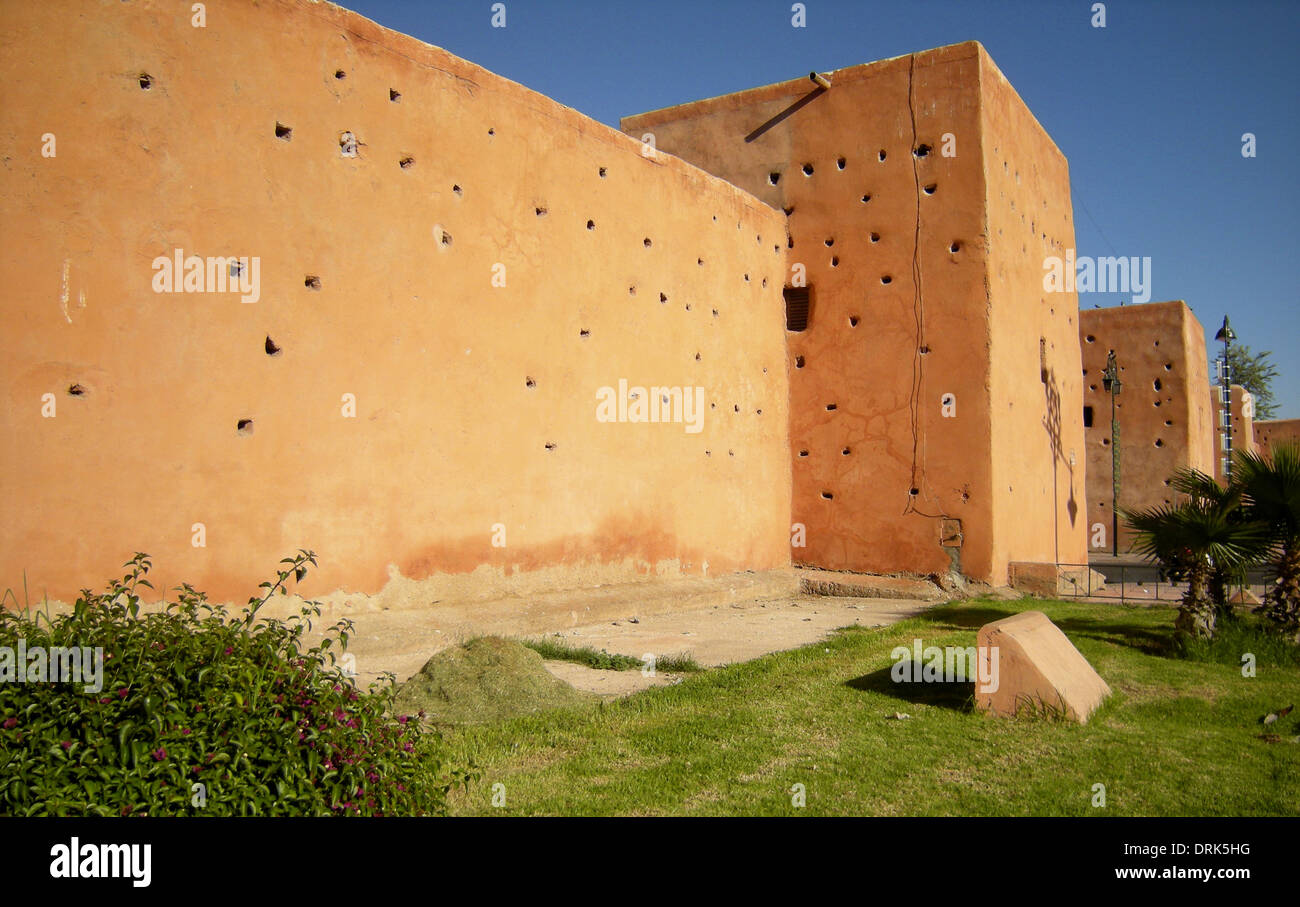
[975,610,1110,724]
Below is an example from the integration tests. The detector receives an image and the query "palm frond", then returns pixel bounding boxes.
[1168,466,1236,507]
[1124,501,1272,570]
[1235,443,1300,535]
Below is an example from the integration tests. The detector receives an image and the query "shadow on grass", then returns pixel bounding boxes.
[844,665,975,712]
[913,605,1019,631]
[1052,617,1174,658]
[923,602,1177,660]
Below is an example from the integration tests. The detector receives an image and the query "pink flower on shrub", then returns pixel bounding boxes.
[224,647,233,655]
[151,747,166,761]
[2,718,17,730]
[60,740,72,750]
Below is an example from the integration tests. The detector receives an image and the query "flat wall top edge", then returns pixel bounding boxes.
[297,0,782,222]
[620,40,984,131]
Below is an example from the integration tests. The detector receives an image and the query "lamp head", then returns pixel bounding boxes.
[1215,316,1235,343]
[1102,350,1120,393]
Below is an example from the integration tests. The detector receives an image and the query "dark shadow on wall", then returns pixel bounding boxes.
[744,87,827,143]
[1042,362,1080,564]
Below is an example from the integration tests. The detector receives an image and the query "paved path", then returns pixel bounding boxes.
[329,593,937,698]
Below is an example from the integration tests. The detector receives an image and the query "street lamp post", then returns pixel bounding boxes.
[1215,316,1236,482]
[1102,351,1122,557]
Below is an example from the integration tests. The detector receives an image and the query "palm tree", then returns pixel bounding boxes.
[1124,493,1270,639]
[1234,443,1300,640]
[1166,467,1250,615]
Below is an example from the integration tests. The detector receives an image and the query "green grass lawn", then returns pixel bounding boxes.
[439,597,1300,816]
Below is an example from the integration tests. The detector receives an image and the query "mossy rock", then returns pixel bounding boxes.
[393,636,595,725]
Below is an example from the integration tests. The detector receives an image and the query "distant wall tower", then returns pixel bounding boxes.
[1079,301,1215,552]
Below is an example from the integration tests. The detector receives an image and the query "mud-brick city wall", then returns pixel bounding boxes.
[1254,419,1300,456]
[624,42,1086,584]
[1079,301,1215,552]
[978,49,1088,574]
[0,0,792,604]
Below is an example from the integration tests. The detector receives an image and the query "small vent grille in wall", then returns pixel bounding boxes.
[784,286,811,332]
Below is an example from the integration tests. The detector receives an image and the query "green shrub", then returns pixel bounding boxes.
[0,552,473,816]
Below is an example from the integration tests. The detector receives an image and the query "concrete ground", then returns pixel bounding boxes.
[328,592,938,699]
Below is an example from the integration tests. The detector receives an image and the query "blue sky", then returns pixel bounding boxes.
[341,0,1299,418]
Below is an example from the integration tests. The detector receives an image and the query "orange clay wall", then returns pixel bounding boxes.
[0,0,792,605]
[979,50,1087,575]
[623,42,1085,584]
[1254,419,1300,456]
[1079,301,1215,552]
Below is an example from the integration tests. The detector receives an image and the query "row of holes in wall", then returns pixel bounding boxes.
[245,264,770,424]
[1097,499,1175,510]
[789,235,963,267]
[275,116,784,272]
[1084,335,1178,355]
[1094,431,1167,449]
[783,287,953,336]
[248,72,789,285]
[143,67,405,105]
[143,68,787,257]
[785,213,954,249]
[810,487,924,501]
[770,144,935,185]
[143,70,779,434]
[239,341,770,434]
[64,375,768,445]
[272,117,782,254]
